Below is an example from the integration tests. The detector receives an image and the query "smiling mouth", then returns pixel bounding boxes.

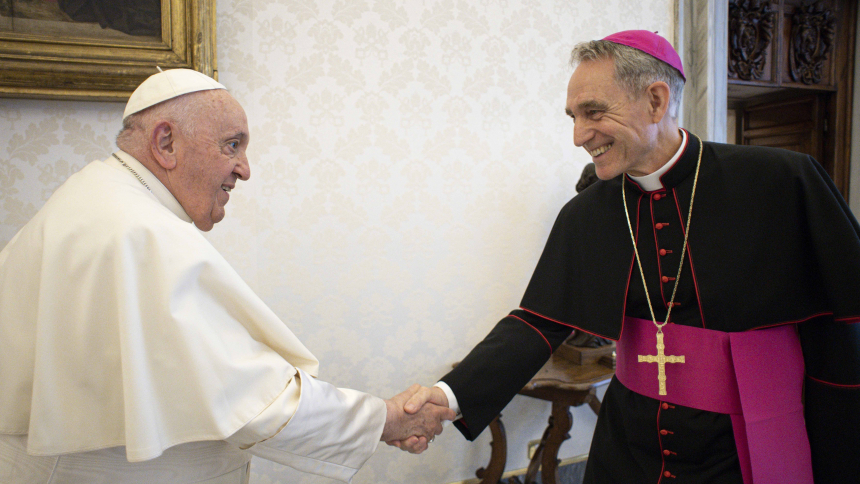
[588,143,612,157]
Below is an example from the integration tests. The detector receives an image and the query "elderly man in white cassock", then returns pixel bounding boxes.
[0,69,454,484]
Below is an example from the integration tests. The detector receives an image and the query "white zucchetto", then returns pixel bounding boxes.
[123,68,226,120]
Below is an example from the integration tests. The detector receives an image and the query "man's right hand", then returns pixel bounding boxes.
[381,384,454,454]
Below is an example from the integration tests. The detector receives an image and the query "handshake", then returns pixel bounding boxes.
[381,384,456,454]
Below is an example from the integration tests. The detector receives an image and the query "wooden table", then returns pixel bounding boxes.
[474,353,614,484]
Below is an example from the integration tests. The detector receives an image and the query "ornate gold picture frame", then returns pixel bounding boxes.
[0,0,216,101]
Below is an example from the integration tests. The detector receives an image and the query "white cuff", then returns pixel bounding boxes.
[228,369,386,483]
[433,381,461,419]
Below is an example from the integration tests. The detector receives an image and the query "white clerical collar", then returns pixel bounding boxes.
[108,151,193,224]
[628,129,687,192]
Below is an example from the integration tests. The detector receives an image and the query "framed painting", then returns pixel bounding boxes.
[0,0,216,101]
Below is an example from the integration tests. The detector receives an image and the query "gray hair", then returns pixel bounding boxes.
[116,91,206,148]
[569,40,685,119]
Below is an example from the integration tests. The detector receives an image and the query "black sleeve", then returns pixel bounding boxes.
[800,156,860,317]
[794,155,860,481]
[799,319,860,483]
[440,309,573,440]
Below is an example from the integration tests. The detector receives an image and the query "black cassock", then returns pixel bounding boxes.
[441,131,860,484]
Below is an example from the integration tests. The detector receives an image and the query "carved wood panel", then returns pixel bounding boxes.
[728,0,855,198]
[788,1,836,85]
[729,0,776,82]
[728,0,845,90]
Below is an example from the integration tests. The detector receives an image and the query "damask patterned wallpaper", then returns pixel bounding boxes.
[0,1,673,482]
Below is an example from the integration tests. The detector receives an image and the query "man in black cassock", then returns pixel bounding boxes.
[390,30,860,483]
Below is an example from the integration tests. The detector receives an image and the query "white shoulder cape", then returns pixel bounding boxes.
[0,154,324,462]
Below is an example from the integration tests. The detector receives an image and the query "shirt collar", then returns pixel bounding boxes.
[627,129,688,192]
[109,151,193,224]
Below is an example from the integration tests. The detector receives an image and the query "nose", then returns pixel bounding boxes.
[573,120,591,148]
[234,153,251,181]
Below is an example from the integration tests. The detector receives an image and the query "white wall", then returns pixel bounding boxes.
[0,1,674,482]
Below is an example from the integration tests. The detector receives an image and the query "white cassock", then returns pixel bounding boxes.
[0,152,386,483]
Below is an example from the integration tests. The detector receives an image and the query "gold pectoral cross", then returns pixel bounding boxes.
[638,330,685,396]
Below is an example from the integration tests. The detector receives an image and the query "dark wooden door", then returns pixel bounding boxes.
[740,93,826,165]
[727,0,855,198]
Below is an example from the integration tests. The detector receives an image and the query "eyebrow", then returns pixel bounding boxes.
[226,131,248,141]
[566,99,609,119]
[577,99,609,112]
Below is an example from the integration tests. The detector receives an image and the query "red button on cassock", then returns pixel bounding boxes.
[661,276,669,283]
[654,193,662,201]
[659,249,667,256]
[664,471,672,478]
[663,449,671,456]
[661,402,669,409]
[656,223,664,229]
[660,429,669,436]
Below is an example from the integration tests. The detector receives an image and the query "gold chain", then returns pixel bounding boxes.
[622,134,703,332]
[112,153,152,193]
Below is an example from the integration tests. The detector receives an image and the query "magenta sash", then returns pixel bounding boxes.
[615,317,813,484]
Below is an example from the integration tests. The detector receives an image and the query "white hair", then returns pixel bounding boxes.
[116,90,213,148]
[570,40,685,119]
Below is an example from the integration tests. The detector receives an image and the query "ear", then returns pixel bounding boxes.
[150,121,177,170]
[645,81,671,123]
